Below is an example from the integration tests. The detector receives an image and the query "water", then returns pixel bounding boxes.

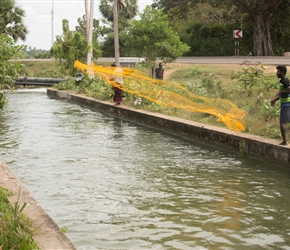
[1,88,290,250]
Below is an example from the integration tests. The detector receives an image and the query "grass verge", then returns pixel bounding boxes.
[0,186,39,249]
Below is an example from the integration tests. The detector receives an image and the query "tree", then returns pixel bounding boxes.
[76,14,100,39]
[26,47,51,59]
[51,18,102,75]
[0,0,28,42]
[123,6,190,64]
[152,0,197,15]
[51,20,89,75]
[163,2,246,56]
[0,34,26,108]
[152,0,290,56]
[270,1,290,55]
[229,0,285,56]
[99,0,138,63]
[76,13,102,65]
[99,0,138,22]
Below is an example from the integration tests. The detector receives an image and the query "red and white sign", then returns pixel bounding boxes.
[233,30,243,38]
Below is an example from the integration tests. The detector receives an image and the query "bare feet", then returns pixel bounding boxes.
[279,141,287,146]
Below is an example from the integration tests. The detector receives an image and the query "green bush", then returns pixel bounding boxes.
[261,99,280,121]
[231,65,267,94]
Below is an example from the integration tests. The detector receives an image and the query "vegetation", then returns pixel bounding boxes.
[98,0,138,58]
[51,19,91,75]
[0,0,28,42]
[0,34,26,108]
[2,0,290,60]
[123,6,190,65]
[0,187,39,249]
[20,61,64,78]
[99,0,138,22]
[26,47,51,59]
[31,60,282,142]
[0,1,28,108]
[152,0,290,56]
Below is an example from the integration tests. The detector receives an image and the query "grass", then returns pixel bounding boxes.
[161,63,282,139]
[20,60,65,78]
[0,186,39,249]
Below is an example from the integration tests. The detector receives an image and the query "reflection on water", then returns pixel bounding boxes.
[1,89,290,250]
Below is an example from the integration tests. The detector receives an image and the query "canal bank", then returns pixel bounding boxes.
[47,88,290,166]
[0,159,76,250]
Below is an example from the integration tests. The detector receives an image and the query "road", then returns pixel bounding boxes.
[175,56,290,65]
[11,56,290,65]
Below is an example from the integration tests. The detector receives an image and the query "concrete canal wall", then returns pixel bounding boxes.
[47,88,290,166]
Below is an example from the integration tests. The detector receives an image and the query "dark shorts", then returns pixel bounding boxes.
[280,106,290,124]
[113,87,123,104]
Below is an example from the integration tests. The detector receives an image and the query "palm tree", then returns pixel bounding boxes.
[0,0,28,42]
[99,0,138,22]
[99,0,138,65]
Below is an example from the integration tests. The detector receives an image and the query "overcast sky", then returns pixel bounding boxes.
[15,0,154,50]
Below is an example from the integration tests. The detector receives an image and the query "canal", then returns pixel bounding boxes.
[1,88,290,249]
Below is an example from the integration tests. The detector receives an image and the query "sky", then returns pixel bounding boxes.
[15,0,154,50]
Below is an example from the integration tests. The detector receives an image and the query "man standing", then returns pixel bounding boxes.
[270,65,290,145]
[110,63,124,105]
[155,63,164,80]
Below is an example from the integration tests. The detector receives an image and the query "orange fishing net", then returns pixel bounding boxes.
[74,60,246,132]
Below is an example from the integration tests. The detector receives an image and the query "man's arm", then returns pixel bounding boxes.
[270,95,280,106]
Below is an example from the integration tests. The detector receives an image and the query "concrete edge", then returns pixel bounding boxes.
[47,88,290,166]
[0,159,76,250]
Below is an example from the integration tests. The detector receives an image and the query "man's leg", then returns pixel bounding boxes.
[280,122,287,145]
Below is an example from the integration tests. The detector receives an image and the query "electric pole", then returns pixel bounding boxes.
[85,0,94,76]
[113,0,120,66]
[51,0,54,47]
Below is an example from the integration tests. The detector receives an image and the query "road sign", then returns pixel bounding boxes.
[233,30,243,38]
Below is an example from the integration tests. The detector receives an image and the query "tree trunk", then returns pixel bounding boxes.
[253,15,273,56]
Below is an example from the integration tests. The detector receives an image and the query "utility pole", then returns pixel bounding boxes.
[113,0,120,66]
[51,0,54,47]
[51,0,54,60]
[85,0,94,76]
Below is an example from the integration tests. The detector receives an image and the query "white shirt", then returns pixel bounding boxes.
[113,67,124,85]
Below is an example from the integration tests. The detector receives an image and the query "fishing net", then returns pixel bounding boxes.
[74,60,246,133]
